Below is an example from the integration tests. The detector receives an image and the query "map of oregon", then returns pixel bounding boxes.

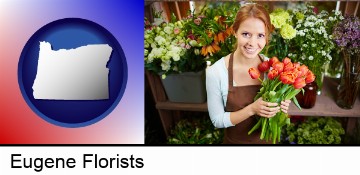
[32,41,113,100]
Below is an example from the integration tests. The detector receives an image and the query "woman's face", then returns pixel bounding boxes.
[234,17,266,59]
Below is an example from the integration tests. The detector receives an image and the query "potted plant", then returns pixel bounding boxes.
[167,116,224,144]
[282,117,345,144]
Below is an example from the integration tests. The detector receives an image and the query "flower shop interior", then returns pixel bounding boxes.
[144,1,360,144]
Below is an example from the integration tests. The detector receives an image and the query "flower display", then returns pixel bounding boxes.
[144,20,189,77]
[182,3,238,63]
[287,5,343,90]
[332,15,360,55]
[144,3,239,78]
[265,4,343,91]
[265,8,297,60]
[247,57,315,144]
[332,15,360,109]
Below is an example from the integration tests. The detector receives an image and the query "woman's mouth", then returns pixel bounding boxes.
[244,46,257,54]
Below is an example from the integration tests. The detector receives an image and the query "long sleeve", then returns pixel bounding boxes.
[206,60,234,128]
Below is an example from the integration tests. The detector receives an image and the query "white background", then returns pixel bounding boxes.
[0,146,358,175]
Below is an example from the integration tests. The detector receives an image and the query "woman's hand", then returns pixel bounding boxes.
[250,97,280,118]
[280,100,291,113]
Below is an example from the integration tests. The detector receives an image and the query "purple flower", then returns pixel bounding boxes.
[333,15,360,54]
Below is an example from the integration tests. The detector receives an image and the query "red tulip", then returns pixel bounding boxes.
[292,68,302,78]
[258,61,270,72]
[283,62,294,72]
[272,62,284,74]
[293,77,306,89]
[269,57,279,67]
[248,68,260,79]
[283,57,292,65]
[268,69,278,80]
[305,71,315,83]
[293,62,300,69]
[298,65,309,77]
[280,71,296,84]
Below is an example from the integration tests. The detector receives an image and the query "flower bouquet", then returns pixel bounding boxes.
[265,8,297,59]
[182,2,237,64]
[247,57,315,144]
[332,15,360,109]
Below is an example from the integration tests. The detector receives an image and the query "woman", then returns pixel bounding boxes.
[206,4,291,144]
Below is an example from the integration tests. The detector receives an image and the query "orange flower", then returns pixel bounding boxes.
[258,61,270,72]
[280,71,296,84]
[292,68,302,78]
[269,56,279,67]
[225,27,233,36]
[248,68,260,79]
[293,77,306,89]
[283,57,291,65]
[217,32,225,43]
[283,62,294,72]
[305,70,315,83]
[272,62,284,74]
[201,43,221,56]
[298,65,309,77]
[268,69,278,80]
[293,62,300,69]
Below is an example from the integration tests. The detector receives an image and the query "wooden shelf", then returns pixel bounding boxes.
[155,77,360,117]
[156,101,207,112]
[146,70,360,137]
[288,77,360,117]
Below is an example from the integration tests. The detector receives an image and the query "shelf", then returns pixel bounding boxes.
[155,77,360,117]
[288,77,360,117]
[156,101,207,111]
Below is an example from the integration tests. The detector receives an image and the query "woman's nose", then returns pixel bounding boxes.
[247,37,256,46]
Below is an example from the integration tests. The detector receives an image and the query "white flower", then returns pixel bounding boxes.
[322,51,326,56]
[327,54,332,61]
[155,35,166,46]
[308,56,314,60]
[163,26,172,35]
[147,52,154,63]
[189,40,198,47]
[335,10,341,16]
[161,60,171,71]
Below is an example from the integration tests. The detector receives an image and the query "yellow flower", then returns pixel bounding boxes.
[280,24,296,39]
[270,9,290,29]
[296,12,305,20]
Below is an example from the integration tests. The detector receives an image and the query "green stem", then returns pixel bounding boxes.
[248,118,262,135]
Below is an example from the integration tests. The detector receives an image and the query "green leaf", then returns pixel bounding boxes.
[285,88,301,100]
[292,96,302,110]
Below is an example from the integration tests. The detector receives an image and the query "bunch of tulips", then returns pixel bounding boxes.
[248,57,315,144]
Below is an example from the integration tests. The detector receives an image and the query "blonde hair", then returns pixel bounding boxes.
[232,4,274,44]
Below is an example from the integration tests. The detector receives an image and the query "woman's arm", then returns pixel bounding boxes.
[206,68,233,128]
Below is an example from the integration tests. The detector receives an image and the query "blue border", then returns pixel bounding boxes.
[18,18,128,128]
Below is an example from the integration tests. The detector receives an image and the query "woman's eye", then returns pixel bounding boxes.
[242,32,251,37]
[258,34,265,38]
